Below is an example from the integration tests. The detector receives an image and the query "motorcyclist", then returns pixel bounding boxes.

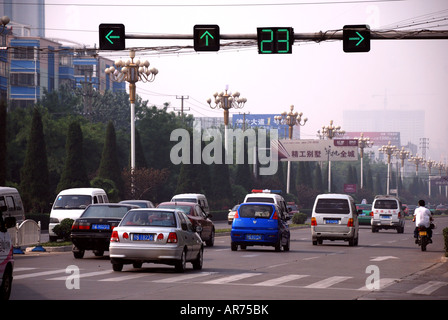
[412,199,433,243]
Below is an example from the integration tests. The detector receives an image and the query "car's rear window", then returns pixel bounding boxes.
[315,199,350,214]
[158,204,191,215]
[239,204,274,219]
[121,210,177,227]
[82,205,131,218]
[245,197,275,203]
[374,200,398,209]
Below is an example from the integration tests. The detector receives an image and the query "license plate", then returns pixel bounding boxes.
[419,231,427,236]
[133,234,154,241]
[380,215,391,219]
[92,224,110,230]
[325,219,339,224]
[246,234,262,240]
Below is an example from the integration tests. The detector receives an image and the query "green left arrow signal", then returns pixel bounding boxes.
[349,32,364,46]
[200,31,214,46]
[106,30,121,44]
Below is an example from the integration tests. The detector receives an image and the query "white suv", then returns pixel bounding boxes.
[371,195,405,233]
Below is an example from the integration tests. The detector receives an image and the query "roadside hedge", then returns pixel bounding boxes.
[443,227,448,257]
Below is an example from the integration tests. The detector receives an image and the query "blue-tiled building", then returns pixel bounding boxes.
[5,34,125,110]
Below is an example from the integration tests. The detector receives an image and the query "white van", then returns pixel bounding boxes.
[243,189,288,216]
[49,188,108,241]
[0,187,25,226]
[0,202,15,300]
[171,193,210,215]
[311,194,360,246]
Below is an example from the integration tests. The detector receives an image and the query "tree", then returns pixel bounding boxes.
[97,121,123,199]
[20,108,51,212]
[57,121,90,192]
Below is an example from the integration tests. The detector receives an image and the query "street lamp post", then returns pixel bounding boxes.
[356,133,373,189]
[395,147,410,183]
[317,120,345,193]
[207,87,247,156]
[426,159,436,197]
[409,155,425,176]
[274,105,307,194]
[105,50,158,196]
[379,141,398,195]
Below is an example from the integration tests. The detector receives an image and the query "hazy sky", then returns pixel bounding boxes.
[38,0,448,161]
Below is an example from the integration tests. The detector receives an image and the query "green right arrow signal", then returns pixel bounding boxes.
[349,32,364,46]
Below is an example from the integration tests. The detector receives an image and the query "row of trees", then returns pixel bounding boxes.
[1,86,445,214]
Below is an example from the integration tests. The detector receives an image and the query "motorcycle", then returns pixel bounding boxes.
[416,226,431,251]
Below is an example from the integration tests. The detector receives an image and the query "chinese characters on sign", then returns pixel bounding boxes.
[271,139,358,162]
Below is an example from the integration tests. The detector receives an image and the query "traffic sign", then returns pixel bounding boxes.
[257,28,293,54]
[99,24,125,50]
[343,25,370,52]
[194,25,220,51]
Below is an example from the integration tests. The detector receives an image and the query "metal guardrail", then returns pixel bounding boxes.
[8,219,45,254]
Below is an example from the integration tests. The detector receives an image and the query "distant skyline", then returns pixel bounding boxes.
[3,0,448,161]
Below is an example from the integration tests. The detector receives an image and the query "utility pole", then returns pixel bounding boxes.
[175,95,189,122]
[420,138,429,159]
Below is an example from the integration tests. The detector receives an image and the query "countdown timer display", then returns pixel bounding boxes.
[257,27,294,54]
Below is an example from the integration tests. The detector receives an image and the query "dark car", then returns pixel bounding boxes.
[71,203,138,258]
[157,201,215,246]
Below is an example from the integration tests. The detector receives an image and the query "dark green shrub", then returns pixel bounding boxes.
[443,227,448,257]
[292,212,307,224]
[52,218,74,241]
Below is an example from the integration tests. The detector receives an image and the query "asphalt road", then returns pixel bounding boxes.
[10,217,448,303]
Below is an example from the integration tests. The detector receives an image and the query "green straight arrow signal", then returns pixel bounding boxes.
[106,30,121,44]
[200,31,214,46]
[349,32,364,46]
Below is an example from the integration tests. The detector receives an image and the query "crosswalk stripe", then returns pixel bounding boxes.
[47,270,113,280]
[305,276,352,289]
[153,272,217,283]
[203,273,262,285]
[14,269,66,280]
[406,281,447,295]
[99,273,150,282]
[358,278,398,291]
[254,274,308,287]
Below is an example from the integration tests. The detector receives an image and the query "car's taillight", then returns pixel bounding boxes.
[71,221,90,230]
[111,230,119,242]
[167,232,178,243]
[157,233,164,241]
[272,211,278,220]
[370,211,374,216]
[234,210,239,219]
[311,217,317,226]
[347,218,354,227]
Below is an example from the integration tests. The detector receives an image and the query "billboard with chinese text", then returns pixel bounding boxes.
[271,139,358,162]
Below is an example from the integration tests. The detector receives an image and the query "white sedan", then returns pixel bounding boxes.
[109,208,204,272]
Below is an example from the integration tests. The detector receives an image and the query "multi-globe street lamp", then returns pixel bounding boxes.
[409,155,425,176]
[105,50,158,195]
[356,133,373,189]
[207,88,247,155]
[378,141,398,195]
[317,120,345,193]
[274,105,307,194]
[395,146,410,182]
[426,159,436,197]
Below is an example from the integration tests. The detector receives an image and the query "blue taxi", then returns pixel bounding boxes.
[231,202,290,252]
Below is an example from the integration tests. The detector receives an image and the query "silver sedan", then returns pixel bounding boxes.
[109,208,204,272]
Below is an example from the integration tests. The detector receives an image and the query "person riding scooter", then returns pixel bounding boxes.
[412,200,433,243]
